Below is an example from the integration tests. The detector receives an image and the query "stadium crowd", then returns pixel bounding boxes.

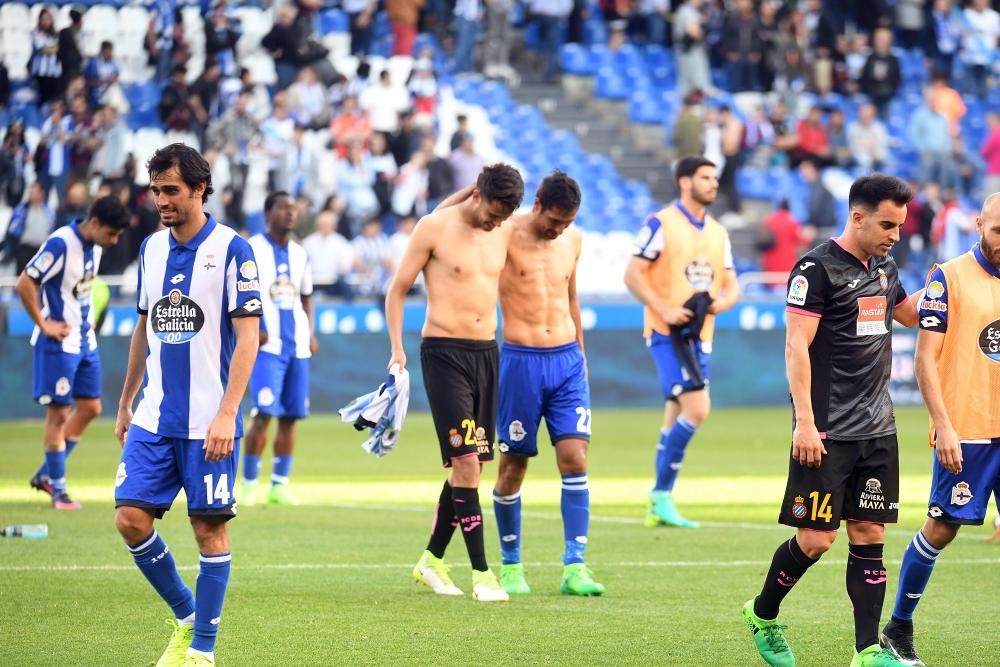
[0,0,997,294]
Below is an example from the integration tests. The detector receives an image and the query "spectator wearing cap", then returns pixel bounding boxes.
[84,42,120,110]
[57,9,84,95]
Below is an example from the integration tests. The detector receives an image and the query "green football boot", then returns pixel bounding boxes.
[412,550,464,596]
[471,569,510,602]
[267,483,300,506]
[239,480,259,507]
[180,652,215,666]
[645,491,699,528]
[560,563,606,596]
[500,563,532,595]
[850,645,908,667]
[154,619,194,667]
[742,598,796,667]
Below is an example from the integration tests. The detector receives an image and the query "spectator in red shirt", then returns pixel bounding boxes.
[981,111,1000,195]
[791,106,831,168]
[757,199,815,288]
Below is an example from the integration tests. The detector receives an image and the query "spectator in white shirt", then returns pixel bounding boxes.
[847,103,889,171]
[351,217,394,298]
[962,0,1000,99]
[360,70,410,134]
[303,210,357,297]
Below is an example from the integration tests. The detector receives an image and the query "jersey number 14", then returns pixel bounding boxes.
[203,474,231,505]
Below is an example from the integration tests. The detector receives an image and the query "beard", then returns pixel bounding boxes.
[982,237,1000,269]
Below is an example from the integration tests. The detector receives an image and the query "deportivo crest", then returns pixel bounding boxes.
[951,482,973,506]
[55,377,71,396]
[978,320,1000,363]
[787,275,808,306]
[684,259,715,291]
[508,420,526,442]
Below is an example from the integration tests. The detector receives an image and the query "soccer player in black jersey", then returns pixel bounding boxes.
[742,175,922,667]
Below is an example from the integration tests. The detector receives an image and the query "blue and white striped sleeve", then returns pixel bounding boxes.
[633,215,664,261]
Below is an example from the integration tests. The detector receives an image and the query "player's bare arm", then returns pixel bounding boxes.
[302,293,319,354]
[624,255,693,325]
[433,183,475,212]
[115,314,149,445]
[204,314,259,462]
[892,288,923,328]
[385,215,436,370]
[914,328,961,473]
[708,267,741,315]
[569,229,585,352]
[14,271,70,340]
[786,312,826,468]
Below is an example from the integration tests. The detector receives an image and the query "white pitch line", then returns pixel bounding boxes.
[3,557,1000,574]
[327,502,987,542]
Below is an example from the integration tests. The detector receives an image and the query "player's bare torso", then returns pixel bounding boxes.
[499,214,581,348]
[421,209,512,341]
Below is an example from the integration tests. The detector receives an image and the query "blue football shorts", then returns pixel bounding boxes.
[647,331,711,400]
[249,351,310,420]
[114,424,240,519]
[497,342,591,457]
[33,341,101,406]
[927,442,1000,525]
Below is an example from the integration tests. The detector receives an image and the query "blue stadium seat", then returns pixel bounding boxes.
[560,43,595,76]
[594,68,628,100]
[318,9,348,35]
[125,82,160,129]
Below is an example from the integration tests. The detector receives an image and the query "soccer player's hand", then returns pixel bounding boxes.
[310,334,320,354]
[114,406,132,446]
[935,426,963,474]
[660,306,694,326]
[792,422,827,469]
[204,412,236,462]
[42,320,71,341]
[388,349,407,371]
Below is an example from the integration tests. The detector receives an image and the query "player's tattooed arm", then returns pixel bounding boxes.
[914,328,962,473]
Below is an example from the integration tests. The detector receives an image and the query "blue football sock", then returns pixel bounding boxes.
[46,450,67,493]
[242,454,261,483]
[493,489,522,565]
[655,417,697,492]
[892,530,941,622]
[272,455,293,485]
[191,552,231,653]
[653,429,670,491]
[561,474,590,565]
[37,438,77,479]
[128,530,195,620]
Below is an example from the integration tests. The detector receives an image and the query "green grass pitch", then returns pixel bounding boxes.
[1,406,997,666]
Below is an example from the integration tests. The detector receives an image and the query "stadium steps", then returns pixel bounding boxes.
[509,82,676,206]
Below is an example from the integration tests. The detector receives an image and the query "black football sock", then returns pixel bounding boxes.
[846,543,887,652]
[425,480,457,559]
[754,536,819,620]
[452,485,489,572]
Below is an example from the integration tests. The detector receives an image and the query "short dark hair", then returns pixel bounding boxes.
[147,143,214,203]
[477,163,524,213]
[537,170,581,213]
[100,40,112,51]
[89,195,130,230]
[674,155,715,184]
[264,190,291,214]
[848,174,913,211]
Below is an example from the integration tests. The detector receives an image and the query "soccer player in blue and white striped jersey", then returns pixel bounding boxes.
[242,191,317,506]
[15,196,129,509]
[113,144,261,667]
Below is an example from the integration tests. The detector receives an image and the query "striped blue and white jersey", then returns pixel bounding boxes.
[25,221,101,354]
[132,217,262,439]
[249,233,313,359]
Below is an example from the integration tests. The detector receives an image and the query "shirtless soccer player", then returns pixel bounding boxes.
[385,164,525,602]
[491,171,605,596]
